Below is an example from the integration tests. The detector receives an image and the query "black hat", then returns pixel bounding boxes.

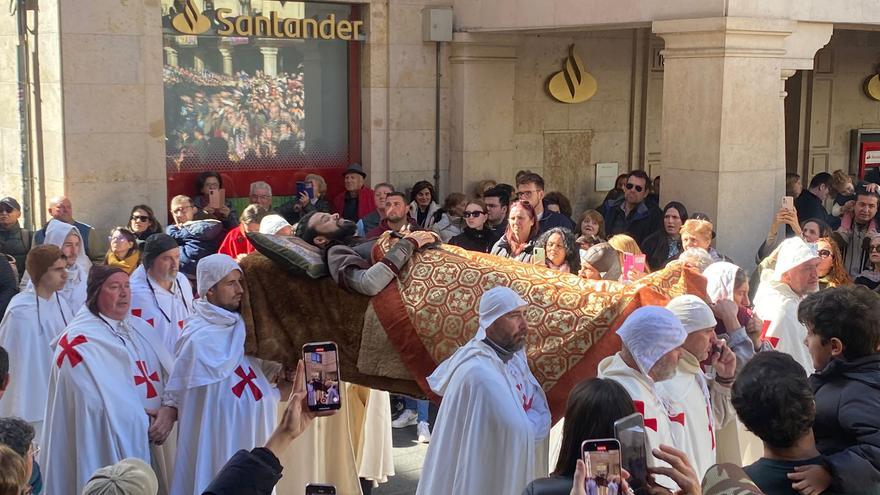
[142,233,179,269]
[343,163,367,178]
[0,197,21,211]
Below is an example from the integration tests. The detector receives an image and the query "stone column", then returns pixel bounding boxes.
[218,47,233,75]
[301,43,323,146]
[164,46,179,67]
[192,52,205,72]
[653,18,831,267]
[260,46,279,77]
[448,35,517,194]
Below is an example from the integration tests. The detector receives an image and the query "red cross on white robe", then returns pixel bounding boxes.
[231,365,263,401]
[130,308,154,328]
[178,320,184,331]
[134,360,160,399]
[632,400,658,431]
[706,404,716,449]
[668,411,686,427]
[760,320,780,348]
[56,334,87,368]
[515,383,533,412]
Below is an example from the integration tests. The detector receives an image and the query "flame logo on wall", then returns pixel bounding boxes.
[547,45,597,104]
[172,0,212,35]
[866,73,880,101]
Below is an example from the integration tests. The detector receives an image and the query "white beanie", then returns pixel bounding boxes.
[666,295,717,333]
[82,458,158,495]
[617,306,687,375]
[474,286,528,341]
[259,214,291,235]
[773,237,818,282]
[196,253,241,297]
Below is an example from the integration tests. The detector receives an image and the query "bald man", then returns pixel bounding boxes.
[34,196,95,258]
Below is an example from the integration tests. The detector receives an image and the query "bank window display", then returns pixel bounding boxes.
[161,0,359,178]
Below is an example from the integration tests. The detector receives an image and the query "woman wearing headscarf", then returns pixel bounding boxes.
[640,202,688,271]
[23,219,92,311]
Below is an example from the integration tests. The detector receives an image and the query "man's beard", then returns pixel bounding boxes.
[385,214,405,225]
[325,220,358,245]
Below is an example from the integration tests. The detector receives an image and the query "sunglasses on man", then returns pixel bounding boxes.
[625,183,644,193]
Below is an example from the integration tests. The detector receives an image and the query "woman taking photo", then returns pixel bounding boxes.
[641,202,688,271]
[104,227,140,274]
[193,171,238,229]
[491,200,538,263]
[128,205,162,244]
[450,200,494,253]
[533,228,580,274]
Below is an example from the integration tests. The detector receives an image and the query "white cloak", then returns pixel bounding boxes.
[0,292,72,438]
[753,279,813,373]
[598,353,681,490]
[416,339,551,495]
[129,265,194,354]
[656,350,734,480]
[40,308,173,494]
[168,300,279,495]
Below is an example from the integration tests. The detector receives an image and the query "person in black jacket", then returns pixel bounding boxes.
[794,286,880,495]
[794,172,837,228]
[0,253,16,316]
[204,360,335,495]
[601,170,663,247]
[449,199,494,253]
[640,201,688,271]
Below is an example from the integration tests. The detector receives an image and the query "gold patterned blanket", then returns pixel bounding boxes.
[240,238,706,419]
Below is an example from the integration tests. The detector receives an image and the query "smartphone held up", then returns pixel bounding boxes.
[581,439,624,494]
[614,413,649,494]
[305,483,336,495]
[302,342,342,412]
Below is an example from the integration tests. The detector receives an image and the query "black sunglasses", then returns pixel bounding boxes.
[463,211,485,218]
[625,183,644,193]
[131,215,150,222]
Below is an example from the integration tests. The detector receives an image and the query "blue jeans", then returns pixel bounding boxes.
[404,397,429,423]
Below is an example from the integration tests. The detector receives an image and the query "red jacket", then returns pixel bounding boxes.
[217,227,255,260]
[333,187,376,221]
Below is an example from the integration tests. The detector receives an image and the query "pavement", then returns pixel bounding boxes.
[373,424,429,495]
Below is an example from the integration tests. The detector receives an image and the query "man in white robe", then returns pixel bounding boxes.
[40,265,176,494]
[416,287,551,495]
[597,306,687,490]
[753,236,819,372]
[129,233,194,354]
[22,219,91,311]
[659,295,737,480]
[0,245,73,441]
[168,254,281,495]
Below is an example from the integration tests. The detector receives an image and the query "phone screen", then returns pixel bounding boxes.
[614,413,649,494]
[581,439,623,494]
[782,195,795,210]
[305,483,336,495]
[302,342,341,412]
[533,247,546,264]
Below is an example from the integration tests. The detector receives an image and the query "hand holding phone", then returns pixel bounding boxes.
[782,195,795,211]
[614,413,649,493]
[581,439,624,495]
[533,247,546,265]
[302,342,342,412]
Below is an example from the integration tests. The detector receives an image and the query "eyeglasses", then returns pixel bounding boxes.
[251,194,271,201]
[108,235,131,243]
[0,206,13,214]
[517,190,538,199]
[871,245,880,253]
[625,183,644,193]
[817,249,832,258]
[463,211,485,218]
[131,215,150,222]
[172,206,193,214]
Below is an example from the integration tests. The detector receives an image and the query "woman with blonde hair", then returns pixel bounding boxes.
[0,444,28,495]
[608,234,647,280]
[680,218,730,263]
[816,236,850,289]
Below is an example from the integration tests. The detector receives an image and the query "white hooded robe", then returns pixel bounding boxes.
[415,338,551,495]
[129,265,194,354]
[24,220,92,311]
[753,280,813,373]
[40,309,173,494]
[0,292,72,440]
[168,300,279,495]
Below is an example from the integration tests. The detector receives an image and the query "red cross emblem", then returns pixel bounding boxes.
[132,308,142,317]
[145,318,155,327]
[633,400,658,432]
[231,366,263,401]
[759,320,780,348]
[706,404,716,449]
[516,383,534,412]
[668,412,686,426]
[56,334,87,368]
[134,360,160,398]
[178,320,184,331]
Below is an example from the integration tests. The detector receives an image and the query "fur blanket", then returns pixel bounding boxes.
[240,239,707,418]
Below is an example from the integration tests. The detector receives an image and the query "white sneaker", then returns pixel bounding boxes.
[391,409,417,428]
[417,421,431,443]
